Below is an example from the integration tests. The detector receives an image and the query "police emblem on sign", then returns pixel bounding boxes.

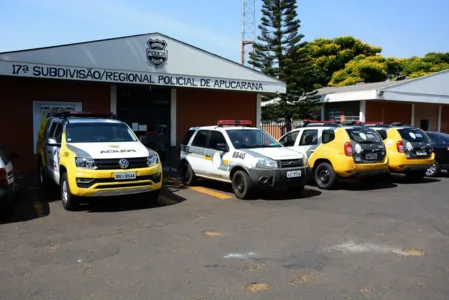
[146,38,168,69]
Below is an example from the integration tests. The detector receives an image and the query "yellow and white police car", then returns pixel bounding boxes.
[36,112,163,211]
[179,120,309,199]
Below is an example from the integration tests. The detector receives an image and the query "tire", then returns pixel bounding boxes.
[314,162,337,190]
[60,173,78,211]
[38,163,50,189]
[180,162,197,186]
[405,170,426,183]
[425,161,441,177]
[287,183,306,197]
[231,170,253,199]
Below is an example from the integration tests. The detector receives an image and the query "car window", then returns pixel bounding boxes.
[226,129,281,149]
[48,121,58,138]
[428,133,448,145]
[191,130,210,148]
[375,129,388,140]
[181,129,196,145]
[299,130,318,146]
[345,128,381,143]
[397,128,429,142]
[66,122,137,143]
[208,131,227,149]
[0,145,10,165]
[321,130,335,144]
[54,123,63,144]
[279,130,299,147]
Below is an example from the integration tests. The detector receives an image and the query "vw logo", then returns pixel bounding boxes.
[119,159,129,169]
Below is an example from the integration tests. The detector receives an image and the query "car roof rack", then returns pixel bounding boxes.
[390,122,412,127]
[47,111,118,120]
[361,122,392,128]
[216,120,253,127]
[296,119,341,128]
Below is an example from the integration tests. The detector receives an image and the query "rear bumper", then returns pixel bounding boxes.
[389,153,435,173]
[248,165,309,189]
[335,156,389,178]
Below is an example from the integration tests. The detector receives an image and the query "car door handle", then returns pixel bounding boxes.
[205,154,211,158]
[309,150,315,153]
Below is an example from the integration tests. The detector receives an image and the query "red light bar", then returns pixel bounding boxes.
[303,119,337,123]
[217,120,252,126]
[363,121,384,124]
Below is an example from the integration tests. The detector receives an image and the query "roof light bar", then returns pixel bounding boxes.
[47,111,117,119]
[217,120,252,126]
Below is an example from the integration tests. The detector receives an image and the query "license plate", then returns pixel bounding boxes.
[365,153,378,160]
[415,151,427,156]
[114,172,137,180]
[286,170,301,178]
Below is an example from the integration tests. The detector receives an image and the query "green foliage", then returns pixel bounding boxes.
[305,36,382,88]
[250,0,319,121]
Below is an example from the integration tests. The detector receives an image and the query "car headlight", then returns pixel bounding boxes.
[75,157,97,169]
[302,156,308,166]
[255,157,277,168]
[147,151,159,166]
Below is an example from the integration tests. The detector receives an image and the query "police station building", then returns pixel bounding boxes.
[0,33,286,173]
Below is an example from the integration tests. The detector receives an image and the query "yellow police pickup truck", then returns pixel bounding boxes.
[36,112,162,211]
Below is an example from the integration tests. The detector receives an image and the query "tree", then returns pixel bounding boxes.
[249,0,318,123]
[304,36,382,88]
[329,55,403,86]
[401,52,449,78]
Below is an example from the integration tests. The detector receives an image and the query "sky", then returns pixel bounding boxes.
[0,0,448,63]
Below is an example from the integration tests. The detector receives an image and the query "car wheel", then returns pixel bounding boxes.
[405,170,426,183]
[314,162,337,190]
[425,161,441,177]
[60,173,78,211]
[232,170,253,199]
[38,163,50,188]
[180,162,197,186]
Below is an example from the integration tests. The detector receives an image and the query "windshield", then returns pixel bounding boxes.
[66,122,138,143]
[397,128,429,142]
[345,128,382,143]
[227,129,281,149]
[428,132,449,145]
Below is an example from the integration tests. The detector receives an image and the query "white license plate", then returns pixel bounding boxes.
[365,153,378,160]
[114,172,137,180]
[286,170,301,178]
[415,151,427,156]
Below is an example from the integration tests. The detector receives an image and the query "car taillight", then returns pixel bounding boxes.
[396,140,405,153]
[0,168,7,186]
[447,146,449,151]
[344,142,353,156]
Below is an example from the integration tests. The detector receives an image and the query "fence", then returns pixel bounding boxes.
[261,120,303,139]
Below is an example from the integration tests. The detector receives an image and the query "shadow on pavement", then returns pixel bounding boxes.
[306,178,398,191]
[390,174,441,185]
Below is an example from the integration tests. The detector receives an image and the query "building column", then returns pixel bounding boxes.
[359,100,366,122]
[438,105,442,132]
[410,103,415,126]
[321,104,325,121]
[110,85,117,114]
[168,88,177,171]
[256,94,262,128]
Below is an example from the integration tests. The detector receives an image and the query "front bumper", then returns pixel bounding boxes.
[68,164,163,197]
[247,165,309,188]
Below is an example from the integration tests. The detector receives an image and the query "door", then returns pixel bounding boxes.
[204,130,230,179]
[32,101,82,154]
[188,130,210,176]
[279,130,301,151]
[297,129,320,160]
[46,122,63,183]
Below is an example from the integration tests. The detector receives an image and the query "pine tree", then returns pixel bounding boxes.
[249,0,319,124]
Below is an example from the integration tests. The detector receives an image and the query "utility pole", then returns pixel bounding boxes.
[241,0,256,68]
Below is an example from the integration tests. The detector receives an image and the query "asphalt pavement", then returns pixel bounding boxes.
[1,173,449,300]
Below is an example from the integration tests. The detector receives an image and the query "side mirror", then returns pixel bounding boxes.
[9,152,19,160]
[47,138,59,146]
[216,143,229,152]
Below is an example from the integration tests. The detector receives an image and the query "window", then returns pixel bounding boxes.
[345,128,381,143]
[54,123,63,144]
[209,131,227,149]
[420,119,430,131]
[48,121,58,138]
[226,129,281,149]
[321,130,335,144]
[376,129,388,140]
[397,128,429,142]
[65,122,138,143]
[299,130,318,146]
[427,133,448,145]
[191,130,209,148]
[279,131,299,147]
[181,129,196,145]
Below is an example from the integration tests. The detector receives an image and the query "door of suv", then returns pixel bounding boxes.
[344,127,386,163]
[46,121,63,183]
[296,129,320,160]
[187,129,210,176]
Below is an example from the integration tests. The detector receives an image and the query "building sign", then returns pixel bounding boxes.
[0,61,265,92]
[146,39,168,69]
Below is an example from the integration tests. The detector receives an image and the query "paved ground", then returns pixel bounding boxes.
[1,172,449,300]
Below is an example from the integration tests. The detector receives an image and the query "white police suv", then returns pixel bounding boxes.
[179,120,309,199]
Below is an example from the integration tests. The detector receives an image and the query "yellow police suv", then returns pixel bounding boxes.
[278,120,389,189]
[36,112,162,211]
[363,122,435,182]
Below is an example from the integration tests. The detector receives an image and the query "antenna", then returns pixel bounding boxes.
[241,0,256,69]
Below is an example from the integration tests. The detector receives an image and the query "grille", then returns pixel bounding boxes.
[76,174,161,189]
[278,159,303,168]
[93,157,148,170]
